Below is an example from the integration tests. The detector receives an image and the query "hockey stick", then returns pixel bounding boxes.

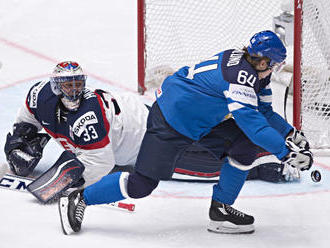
[0,172,33,192]
[109,202,135,212]
[283,75,293,122]
[0,164,135,212]
[284,83,290,121]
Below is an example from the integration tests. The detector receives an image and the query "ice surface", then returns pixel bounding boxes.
[0,1,330,247]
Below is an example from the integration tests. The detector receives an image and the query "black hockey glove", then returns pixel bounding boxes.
[286,127,310,150]
[282,138,313,171]
[4,122,51,176]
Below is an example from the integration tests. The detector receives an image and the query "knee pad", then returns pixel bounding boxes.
[127,172,159,199]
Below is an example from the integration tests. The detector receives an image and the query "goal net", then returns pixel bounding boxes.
[297,0,330,150]
[137,0,330,151]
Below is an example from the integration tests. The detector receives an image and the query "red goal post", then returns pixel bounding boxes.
[293,0,302,131]
[138,0,330,151]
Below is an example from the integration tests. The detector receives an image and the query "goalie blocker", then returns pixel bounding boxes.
[27,151,84,203]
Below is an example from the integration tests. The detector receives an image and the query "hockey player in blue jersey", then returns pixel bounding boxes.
[58,31,313,235]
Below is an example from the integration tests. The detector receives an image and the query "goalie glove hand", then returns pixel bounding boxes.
[4,132,50,176]
[282,138,313,171]
[286,127,310,150]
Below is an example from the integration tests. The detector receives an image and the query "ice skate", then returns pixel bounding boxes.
[207,200,254,234]
[58,189,86,235]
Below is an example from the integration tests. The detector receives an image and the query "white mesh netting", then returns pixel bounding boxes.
[142,0,330,150]
[300,0,330,149]
[143,0,287,88]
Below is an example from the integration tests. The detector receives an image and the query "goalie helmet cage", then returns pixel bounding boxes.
[137,0,330,152]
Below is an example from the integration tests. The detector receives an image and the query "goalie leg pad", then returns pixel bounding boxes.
[257,162,284,182]
[250,151,287,182]
[27,151,84,203]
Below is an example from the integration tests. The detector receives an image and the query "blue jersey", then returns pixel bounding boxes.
[156,49,292,160]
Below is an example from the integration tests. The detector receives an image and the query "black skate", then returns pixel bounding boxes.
[58,189,87,235]
[207,200,254,234]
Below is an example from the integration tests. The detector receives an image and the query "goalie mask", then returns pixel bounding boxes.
[50,61,87,111]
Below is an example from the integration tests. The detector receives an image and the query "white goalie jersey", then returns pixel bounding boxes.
[16,81,148,186]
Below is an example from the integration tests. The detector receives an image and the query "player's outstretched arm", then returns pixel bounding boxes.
[258,85,293,138]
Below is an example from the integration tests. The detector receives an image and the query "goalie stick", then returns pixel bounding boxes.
[0,164,135,212]
[0,172,33,192]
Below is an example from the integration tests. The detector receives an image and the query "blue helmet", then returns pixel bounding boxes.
[247,30,286,65]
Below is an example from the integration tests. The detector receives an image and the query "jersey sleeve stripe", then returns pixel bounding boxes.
[259,95,272,103]
[228,102,245,112]
[25,97,34,114]
[194,64,218,74]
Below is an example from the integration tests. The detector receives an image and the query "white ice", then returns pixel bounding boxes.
[0,1,330,248]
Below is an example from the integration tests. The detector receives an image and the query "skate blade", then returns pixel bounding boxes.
[207,220,255,234]
[58,197,74,235]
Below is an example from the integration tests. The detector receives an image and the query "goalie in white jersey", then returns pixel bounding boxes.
[4,61,149,202]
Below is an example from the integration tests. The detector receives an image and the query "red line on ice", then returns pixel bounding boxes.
[0,36,154,100]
